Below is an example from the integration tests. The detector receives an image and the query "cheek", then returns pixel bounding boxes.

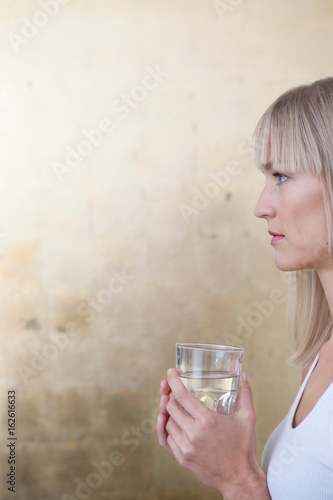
[280,203,306,237]
[290,198,326,237]
[300,204,328,259]
[311,201,328,238]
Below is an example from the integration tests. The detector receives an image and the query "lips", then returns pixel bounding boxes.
[268,231,285,245]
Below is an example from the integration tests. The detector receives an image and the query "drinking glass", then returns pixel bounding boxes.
[176,343,244,415]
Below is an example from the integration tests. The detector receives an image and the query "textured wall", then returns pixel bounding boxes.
[0,0,333,498]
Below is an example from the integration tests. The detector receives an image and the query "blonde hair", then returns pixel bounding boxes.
[253,77,333,369]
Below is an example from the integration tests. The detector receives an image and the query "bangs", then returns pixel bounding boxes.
[252,86,327,176]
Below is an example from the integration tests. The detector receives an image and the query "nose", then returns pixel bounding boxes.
[254,185,276,219]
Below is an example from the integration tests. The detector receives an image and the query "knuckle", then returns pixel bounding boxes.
[190,430,201,448]
[166,399,177,414]
[166,435,173,451]
[181,443,193,460]
[157,430,166,447]
[179,455,190,469]
[159,395,168,412]
[199,410,213,428]
[160,380,169,395]
[241,408,256,424]
[165,419,171,433]
[187,424,202,447]
[174,385,187,401]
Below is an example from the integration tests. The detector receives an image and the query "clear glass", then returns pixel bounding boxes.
[176,343,244,415]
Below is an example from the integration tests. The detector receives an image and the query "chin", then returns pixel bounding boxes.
[274,256,307,272]
[274,255,315,272]
[274,262,296,272]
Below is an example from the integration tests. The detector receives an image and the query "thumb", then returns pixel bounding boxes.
[233,371,255,414]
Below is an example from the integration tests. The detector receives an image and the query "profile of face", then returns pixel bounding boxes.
[254,161,330,272]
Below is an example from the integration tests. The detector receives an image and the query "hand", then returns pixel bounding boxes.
[157,370,269,499]
[156,369,181,454]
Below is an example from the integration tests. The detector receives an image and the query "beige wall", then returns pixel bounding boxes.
[1,0,333,498]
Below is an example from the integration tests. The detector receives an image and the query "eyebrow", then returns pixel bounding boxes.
[261,161,273,172]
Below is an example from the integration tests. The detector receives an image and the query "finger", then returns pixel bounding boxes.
[159,394,169,416]
[160,369,182,397]
[167,432,190,468]
[166,415,188,447]
[160,379,171,397]
[167,369,206,419]
[166,391,195,438]
[156,412,172,452]
[166,416,193,459]
[234,372,256,417]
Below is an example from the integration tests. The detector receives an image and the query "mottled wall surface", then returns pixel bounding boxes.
[0,1,333,498]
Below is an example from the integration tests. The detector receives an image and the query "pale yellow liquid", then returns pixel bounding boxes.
[180,371,239,414]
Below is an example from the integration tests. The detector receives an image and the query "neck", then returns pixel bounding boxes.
[316,267,333,347]
[317,267,333,317]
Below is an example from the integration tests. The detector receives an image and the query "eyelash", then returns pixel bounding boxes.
[272,172,288,184]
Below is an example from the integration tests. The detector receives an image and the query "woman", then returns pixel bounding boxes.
[156,76,333,499]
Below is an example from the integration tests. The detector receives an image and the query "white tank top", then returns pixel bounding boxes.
[261,352,333,499]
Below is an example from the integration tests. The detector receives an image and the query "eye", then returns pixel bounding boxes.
[273,172,288,184]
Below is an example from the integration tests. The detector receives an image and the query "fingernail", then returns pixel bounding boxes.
[242,371,248,381]
[167,369,172,376]
[157,414,162,424]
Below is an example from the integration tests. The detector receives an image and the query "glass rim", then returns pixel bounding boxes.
[176,342,244,353]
